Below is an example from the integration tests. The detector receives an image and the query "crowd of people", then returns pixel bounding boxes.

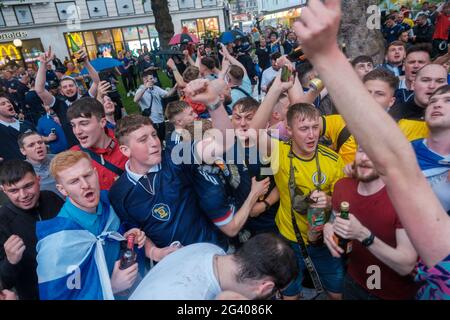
[0,0,449,301]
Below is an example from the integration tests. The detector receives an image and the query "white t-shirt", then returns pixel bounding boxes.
[137,85,167,124]
[129,243,225,300]
[261,67,278,91]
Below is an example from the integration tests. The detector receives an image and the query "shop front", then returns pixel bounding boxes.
[0,33,44,68]
[260,7,302,28]
[64,24,160,60]
[181,16,220,42]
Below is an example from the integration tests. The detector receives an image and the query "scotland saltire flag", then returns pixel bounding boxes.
[36,194,124,300]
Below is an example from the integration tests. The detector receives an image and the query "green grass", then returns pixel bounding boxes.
[117,70,174,115]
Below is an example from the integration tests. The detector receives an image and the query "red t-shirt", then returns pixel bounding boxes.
[433,13,450,40]
[71,129,128,191]
[332,178,419,300]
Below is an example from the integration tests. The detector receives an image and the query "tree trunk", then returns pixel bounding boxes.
[151,0,175,50]
[339,0,386,64]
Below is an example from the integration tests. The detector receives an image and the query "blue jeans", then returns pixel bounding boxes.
[283,240,344,297]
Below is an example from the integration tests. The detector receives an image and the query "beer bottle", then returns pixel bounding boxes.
[119,234,137,270]
[256,156,271,201]
[68,34,83,62]
[333,201,352,255]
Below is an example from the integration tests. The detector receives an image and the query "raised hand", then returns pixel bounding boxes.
[293,0,342,62]
[166,58,176,71]
[38,46,55,65]
[97,80,111,99]
[184,78,228,105]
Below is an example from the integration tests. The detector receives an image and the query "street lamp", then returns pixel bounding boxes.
[13,38,25,67]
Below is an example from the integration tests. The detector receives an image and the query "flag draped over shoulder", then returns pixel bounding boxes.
[412,139,449,176]
[36,194,124,300]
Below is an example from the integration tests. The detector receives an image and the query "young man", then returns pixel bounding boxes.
[35,47,100,148]
[96,80,118,130]
[178,118,271,239]
[382,15,406,44]
[0,94,36,161]
[18,131,62,198]
[219,45,253,112]
[261,52,281,93]
[324,147,418,300]
[134,71,177,142]
[36,105,68,155]
[412,85,450,215]
[199,56,220,80]
[412,13,434,44]
[68,97,127,191]
[378,41,406,77]
[351,55,374,80]
[164,100,196,150]
[130,233,298,300]
[0,160,63,300]
[293,0,450,300]
[322,69,398,164]
[36,150,145,300]
[389,63,448,121]
[250,77,346,299]
[395,44,432,104]
[109,78,235,252]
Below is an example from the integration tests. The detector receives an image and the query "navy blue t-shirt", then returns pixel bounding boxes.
[109,148,227,250]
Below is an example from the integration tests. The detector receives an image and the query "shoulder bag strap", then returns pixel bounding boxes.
[288,147,325,296]
[80,147,124,176]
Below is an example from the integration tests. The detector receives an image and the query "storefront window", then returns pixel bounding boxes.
[83,32,96,46]
[122,26,139,41]
[182,20,198,38]
[182,17,219,41]
[65,32,86,58]
[111,28,124,55]
[94,30,113,44]
[0,39,44,66]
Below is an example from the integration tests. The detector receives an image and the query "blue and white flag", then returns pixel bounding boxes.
[36,195,124,300]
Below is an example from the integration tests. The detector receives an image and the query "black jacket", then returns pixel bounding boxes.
[413,23,434,44]
[0,120,36,161]
[0,191,64,300]
[389,98,425,121]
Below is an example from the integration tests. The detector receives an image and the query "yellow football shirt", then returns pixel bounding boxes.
[271,140,345,244]
[322,115,357,165]
[398,119,429,142]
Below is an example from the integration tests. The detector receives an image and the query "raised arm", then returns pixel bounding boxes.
[167,58,187,88]
[219,44,247,77]
[76,49,100,97]
[295,0,450,267]
[184,78,234,163]
[35,47,56,106]
[250,71,294,130]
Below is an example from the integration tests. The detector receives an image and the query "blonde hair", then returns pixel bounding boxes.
[50,150,91,181]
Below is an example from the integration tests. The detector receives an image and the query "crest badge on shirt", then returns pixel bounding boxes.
[152,203,171,221]
[312,172,327,186]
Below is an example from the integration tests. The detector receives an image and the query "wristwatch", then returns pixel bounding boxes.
[362,232,375,247]
[206,98,223,111]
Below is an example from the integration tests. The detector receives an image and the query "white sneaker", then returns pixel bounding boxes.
[126,91,131,97]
